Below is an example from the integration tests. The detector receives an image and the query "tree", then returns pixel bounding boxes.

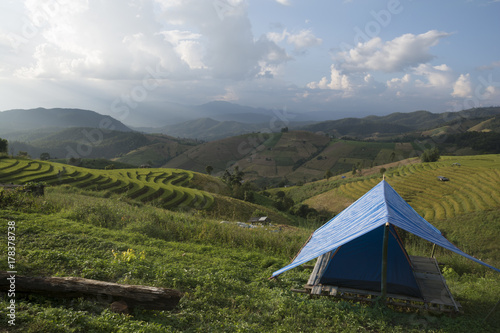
[17,151,29,158]
[420,148,440,163]
[0,138,7,154]
[205,165,213,175]
[380,167,387,175]
[281,127,289,133]
[40,152,50,161]
[324,169,333,180]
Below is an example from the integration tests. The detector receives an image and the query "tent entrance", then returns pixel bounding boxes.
[316,225,421,298]
[295,254,461,313]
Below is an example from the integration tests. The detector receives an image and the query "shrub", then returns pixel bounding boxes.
[420,147,440,162]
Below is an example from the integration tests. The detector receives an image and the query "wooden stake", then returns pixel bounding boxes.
[430,243,437,258]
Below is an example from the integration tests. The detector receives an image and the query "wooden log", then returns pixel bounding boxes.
[0,272,182,311]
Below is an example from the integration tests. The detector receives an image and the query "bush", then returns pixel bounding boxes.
[420,147,440,162]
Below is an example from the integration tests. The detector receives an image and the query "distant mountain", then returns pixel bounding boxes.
[300,118,412,139]
[157,117,310,141]
[301,107,500,139]
[0,108,131,134]
[121,101,280,127]
[5,124,197,167]
[159,118,264,141]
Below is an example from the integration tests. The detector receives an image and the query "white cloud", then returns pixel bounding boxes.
[307,65,351,93]
[4,0,289,81]
[287,29,322,50]
[387,74,411,89]
[267,29,322,51]
[160,30,206,69]
[338,30,451,73]
[275,0,291,5]
[451,73,472,98]
[413,64,453,89]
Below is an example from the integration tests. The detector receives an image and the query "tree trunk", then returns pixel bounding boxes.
[0,272,182,311]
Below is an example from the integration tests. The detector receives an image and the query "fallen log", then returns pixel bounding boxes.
[0,271,182,311]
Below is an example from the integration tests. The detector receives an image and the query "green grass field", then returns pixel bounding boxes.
[1,155,500,332]
[0,159,216,210]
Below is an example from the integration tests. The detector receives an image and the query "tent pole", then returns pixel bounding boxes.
[380,222,390,302]
[430,243,437,258]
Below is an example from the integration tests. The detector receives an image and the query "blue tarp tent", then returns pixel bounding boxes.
[272,180,499,296]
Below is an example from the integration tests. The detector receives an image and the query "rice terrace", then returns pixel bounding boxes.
[1,151,500,332]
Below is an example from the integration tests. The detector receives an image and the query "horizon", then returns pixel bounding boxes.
[1,0,499,126]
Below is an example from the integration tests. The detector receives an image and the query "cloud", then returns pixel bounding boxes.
[477,60,500,71]
[275,0,291,5]
[267,29,322,51]
[387,74,411,89]
[338,30,451,73]
[413,64,454,89]
[451,73,472,98]
[287,29,322,50]
[307,65,351,93]
[5,0,289,81]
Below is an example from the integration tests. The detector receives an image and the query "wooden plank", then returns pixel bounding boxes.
[307,251,332,286]
[311,285,323,295]
[410,256,461,311]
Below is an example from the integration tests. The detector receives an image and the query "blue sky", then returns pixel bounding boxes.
[0,0,499,125]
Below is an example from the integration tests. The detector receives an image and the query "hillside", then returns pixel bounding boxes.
[302,107,500,139]
[6,129,197,165]
[159,117,265,141]
[0,158,294,223]
[1,155,499,332]
[271,154,500,269]
[0,158,221,210]
[163,131,427,186]
[0,108,131,134]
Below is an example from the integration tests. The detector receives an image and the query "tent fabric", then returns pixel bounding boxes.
[272,180,500,278]
[319,224,421,297]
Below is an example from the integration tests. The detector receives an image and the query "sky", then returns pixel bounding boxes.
[0,0,499,125]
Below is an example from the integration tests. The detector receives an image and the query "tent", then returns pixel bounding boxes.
[272,180,500,310]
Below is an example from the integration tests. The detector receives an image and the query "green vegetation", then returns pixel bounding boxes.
[51,158,136,170]
[0,158,217,211]
[1,154,500,332]
[420,148,440,163]
[1,183,499,332]
[0,138,7,154]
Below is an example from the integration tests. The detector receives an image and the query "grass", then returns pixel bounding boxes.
[0,158,219,211]
[1,188,499,332]
[1,154,500,332]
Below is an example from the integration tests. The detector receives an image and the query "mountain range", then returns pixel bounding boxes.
[1,105,500,184]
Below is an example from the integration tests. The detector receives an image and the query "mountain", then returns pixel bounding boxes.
[301,107,500,139]
[300,118,413,139]
[0,108,131,135]
[7,127,195,165]
[158,118,268,141]
[162,130,419,186]
[155,117,311,141]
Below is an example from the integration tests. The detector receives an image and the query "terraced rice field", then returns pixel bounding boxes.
[306,155,500,222]
[0,159,214,210]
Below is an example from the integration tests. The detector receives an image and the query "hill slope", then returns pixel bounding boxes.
[164,131,423,185]
[0,108,131,134]
[0,158,220,210]
[302,107,500,139]
[7,129,196,165]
